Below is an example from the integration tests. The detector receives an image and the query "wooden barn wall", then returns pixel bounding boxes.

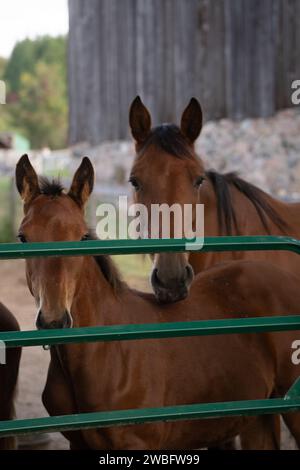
[68,0,300,145]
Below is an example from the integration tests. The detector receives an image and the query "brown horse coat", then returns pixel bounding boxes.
[15,155,300,450]
[128,97,300,448]
[128,96,300,302]
[0,302,21,449]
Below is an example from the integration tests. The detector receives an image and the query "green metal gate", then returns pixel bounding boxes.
[0,235,300,438]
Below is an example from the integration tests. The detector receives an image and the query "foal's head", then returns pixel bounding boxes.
[129,96,205,303]
[16,155,94,329]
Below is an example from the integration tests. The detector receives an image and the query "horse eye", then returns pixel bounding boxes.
[194,176,205,188]
[17,233,27,243]
[129,176,141,191]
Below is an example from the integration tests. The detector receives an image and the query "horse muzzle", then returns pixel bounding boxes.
[36,309,73,330]
[151,264,194,303]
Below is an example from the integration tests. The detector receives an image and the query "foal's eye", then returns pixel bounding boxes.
[17,233,27,243]
[129,176,141,191]
[194,176,205,188]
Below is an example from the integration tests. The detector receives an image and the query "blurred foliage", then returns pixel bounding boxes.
[0,177,15,242]
[0,106,12,131]
[0,36,68,149]
[0,57,7,78]
[9,62,68,148]
[0,58,10,130]
[4,36,67,93]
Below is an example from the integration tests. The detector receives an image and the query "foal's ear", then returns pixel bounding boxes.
[68,157,94,208]
[129,96,151,144]
[15,154,40,205]
[180,98,203,144]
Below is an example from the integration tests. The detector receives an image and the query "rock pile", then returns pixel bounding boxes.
[75,108,300,201]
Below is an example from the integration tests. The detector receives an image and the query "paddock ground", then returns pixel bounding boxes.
[0,258,296,450]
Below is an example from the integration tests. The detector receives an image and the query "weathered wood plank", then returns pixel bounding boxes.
[68,0,300,144]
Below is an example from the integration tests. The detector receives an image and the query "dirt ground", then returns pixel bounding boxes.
[0,259,297,450]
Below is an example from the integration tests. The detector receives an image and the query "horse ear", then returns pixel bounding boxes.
[68,157,94,208]
[15,154,40,205]
[180,98,203,144]
[129,96,151,144]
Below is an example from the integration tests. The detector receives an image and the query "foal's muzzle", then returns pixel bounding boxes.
[36,310,73,330]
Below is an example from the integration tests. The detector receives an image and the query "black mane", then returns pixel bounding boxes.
[39,177,65,196]
[84,232,124,293]
[138,124,194,159]
[206,170,288,235]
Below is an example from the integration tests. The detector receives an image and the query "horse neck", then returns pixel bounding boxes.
[71,256,120,328]
[200,175,282,236]
[69,257,162,330]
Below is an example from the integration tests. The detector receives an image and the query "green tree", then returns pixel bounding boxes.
[10,61,68,149]
[0,58,11,131]
[0,57,7,79]
[0,36,68,148]
[5,36,66,93]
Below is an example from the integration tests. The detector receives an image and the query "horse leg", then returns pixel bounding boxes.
[42,348,89,449]
[240,415,281,450]
[0,346,21,450]
[0,403,17,450]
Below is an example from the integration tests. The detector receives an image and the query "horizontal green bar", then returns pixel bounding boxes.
[0,235,298,260]
[285,377,300,400]
[1,315,300,348]
[1,396,300,438]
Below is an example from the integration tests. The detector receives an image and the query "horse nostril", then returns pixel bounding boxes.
[185,264,194,285]
[35,310,73,330]
[152,266,194,290]
[151,268,165,289]
[36,310,45,330]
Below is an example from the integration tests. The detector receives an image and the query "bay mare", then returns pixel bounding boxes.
[14,154,300,449]
[0,303,21,449]
[128,97,300,448]
[128,96,300,303]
